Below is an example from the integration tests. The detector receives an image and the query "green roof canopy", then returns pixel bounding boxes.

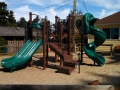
[29,22,41,28]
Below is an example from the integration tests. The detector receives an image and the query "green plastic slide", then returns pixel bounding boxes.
[1,39,42,70]
[83,13,107,66]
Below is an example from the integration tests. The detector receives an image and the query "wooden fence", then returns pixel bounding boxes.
[7,40,78,54]
[7,40,43,54]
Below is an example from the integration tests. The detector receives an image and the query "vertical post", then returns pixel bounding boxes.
[110,44,113,56]
[58,22,60,46]
[42,22,46,70]
[81,34,84,63]
[46,21,49,66]
[29,12,32,24]
[37,28,38,41]
[29,12,33,41]
[13,38,15,54]
[55,16,58,62]
[78,51,80,73]
[25,24,27,42]
[68,14,72,55]
[29,12,33,67]
[72,0,76,53]
[55,16,58,39]
[119,27,120,40]
[37,15,39,41]
[60,22,63,66]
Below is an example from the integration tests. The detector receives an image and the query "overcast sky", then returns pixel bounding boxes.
[0,0,120,23]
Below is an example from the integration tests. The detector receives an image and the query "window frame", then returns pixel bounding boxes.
[102,27,120,40]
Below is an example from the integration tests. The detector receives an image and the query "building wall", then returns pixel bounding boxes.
[2,36,25,41]
[88,38,120,51]
[88,23,120,52]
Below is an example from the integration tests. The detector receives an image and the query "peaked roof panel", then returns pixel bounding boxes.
[96,11,120,25]
[0,27,37,37]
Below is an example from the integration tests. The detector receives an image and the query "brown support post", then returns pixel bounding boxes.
[29,12,32,24]
[55,16,58,62]
[55,54,57,62]
[60,22,63,66]
[13,38,16,53]
[29,12,33,67]
[55,16,58,38]
[68,14,72,55]
[42,22,46,70]
[81,34,84,63]
[46,22,48,66]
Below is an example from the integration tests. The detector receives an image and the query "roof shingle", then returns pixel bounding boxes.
[0,27,37,37]
[96,11,120,25]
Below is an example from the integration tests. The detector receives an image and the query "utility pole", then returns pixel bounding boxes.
[72,0,76,53]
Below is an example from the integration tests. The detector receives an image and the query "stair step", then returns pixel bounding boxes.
[63,55,73,61]
[62,33,68,39]
[49,43,73,61]
[57,66,75,74]
[51,33,68,39]
[63,60,78,68]
[62,51,68,55]
[49,43,63,56]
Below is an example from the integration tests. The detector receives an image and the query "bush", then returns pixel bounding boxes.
[0,36,7,53]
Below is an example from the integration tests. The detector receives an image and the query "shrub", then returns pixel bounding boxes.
[0,36,7,53]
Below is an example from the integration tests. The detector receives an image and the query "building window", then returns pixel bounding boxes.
[102,28,119,39]
[103,28,110,39]
[111,28,119,39]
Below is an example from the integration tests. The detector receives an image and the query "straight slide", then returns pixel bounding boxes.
[83,13,107,66]
[1,39,42,70]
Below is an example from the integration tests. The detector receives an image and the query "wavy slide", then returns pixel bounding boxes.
[83,13,107,66]
[1,39,42,70]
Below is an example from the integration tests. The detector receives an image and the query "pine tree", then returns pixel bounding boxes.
[8,10,17,26]
[32,15,40,23]
[0,2,9,26]
[17,17,27,27]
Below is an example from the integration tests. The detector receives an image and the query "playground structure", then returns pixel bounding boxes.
[41,14,79,74]
[1,12,107,74]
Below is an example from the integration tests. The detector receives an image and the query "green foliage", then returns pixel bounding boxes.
[0,2,16,26]
[17,17,27,27]
[0,2,9,26]
[0,36,7,45]
[0,36,7,53]
[8,10,17,26]
[32,15,40,23]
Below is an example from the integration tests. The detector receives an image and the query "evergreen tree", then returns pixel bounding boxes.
[0,2,17,26]
[32,15,40,23]
[0,2,9,26]
[17,17,27,27]
[8,10,17,26]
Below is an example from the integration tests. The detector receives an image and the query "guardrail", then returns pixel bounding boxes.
[101,44,113,56]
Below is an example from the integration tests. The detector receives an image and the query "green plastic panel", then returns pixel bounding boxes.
[83,13,106,66]
[1,39,42,69]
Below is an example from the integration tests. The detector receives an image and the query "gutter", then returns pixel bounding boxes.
[96,22,120,26]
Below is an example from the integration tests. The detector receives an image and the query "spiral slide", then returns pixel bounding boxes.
[83,13,107,66]
[1,39,42,70]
